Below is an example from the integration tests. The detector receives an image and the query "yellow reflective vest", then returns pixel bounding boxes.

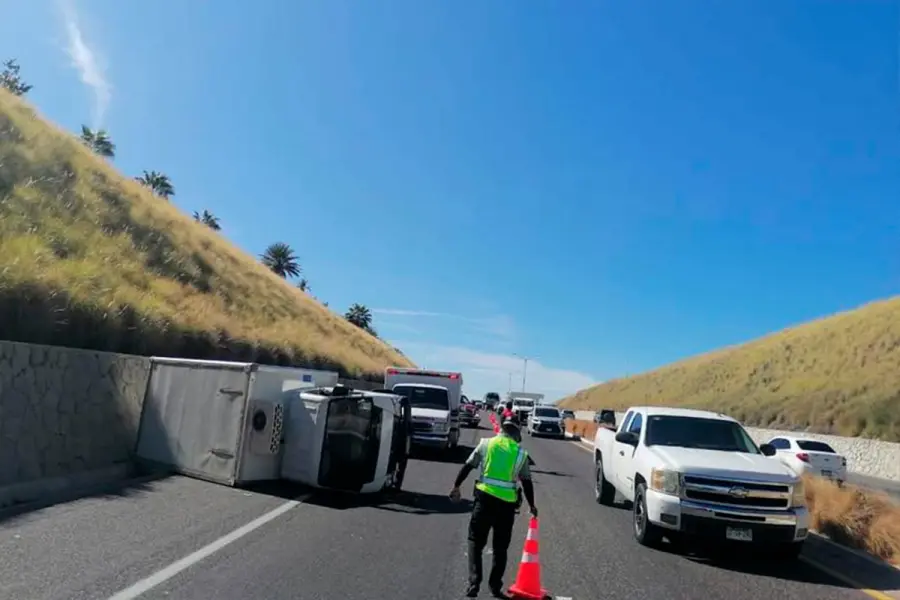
[474,435,529,503]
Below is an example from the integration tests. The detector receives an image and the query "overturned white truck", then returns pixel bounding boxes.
[134,357,412,494]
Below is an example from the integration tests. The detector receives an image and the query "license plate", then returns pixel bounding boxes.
[725,527,753,542]
[821,470,833,478]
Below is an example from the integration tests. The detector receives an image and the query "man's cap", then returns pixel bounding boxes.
[501,418,520,429]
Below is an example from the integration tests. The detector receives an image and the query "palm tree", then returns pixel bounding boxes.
[1,59,32,96]
[135,170,175,199]
[345,303,373,332]
[260,242,301,278]
[192,209,221,231]
[79,125,116,158]
[296,278,310,292]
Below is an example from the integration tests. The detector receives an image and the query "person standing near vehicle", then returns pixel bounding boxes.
[501,401,515,422]
[450,419,538,598]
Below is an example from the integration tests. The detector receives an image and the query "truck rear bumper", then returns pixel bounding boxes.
[645,489,810,543]
[411,433,450,446]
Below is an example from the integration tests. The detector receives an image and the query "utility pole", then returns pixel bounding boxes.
[522,357,528,391]
[513,353,530,391]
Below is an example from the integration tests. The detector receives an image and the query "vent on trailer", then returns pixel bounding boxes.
[248,399,285,455]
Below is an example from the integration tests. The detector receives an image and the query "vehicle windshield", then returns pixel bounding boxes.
[513,400,535,408]
[796,440,836,453]
[392,385,449,410]
[534,407,559,418]
[485,393,500,403]
[644,416,761,454]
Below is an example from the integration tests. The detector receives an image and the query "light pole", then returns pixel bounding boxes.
[507,371,520,393]
[513,353,530,391]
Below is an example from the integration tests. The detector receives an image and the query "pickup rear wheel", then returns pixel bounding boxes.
[594,457,616,505]
[633,483,664,548]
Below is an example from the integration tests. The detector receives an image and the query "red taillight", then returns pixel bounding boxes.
[797,452,810,463]
[387,368,398,375]
[449,373,460,380]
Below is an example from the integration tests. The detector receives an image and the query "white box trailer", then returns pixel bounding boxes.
[134,357,339,486]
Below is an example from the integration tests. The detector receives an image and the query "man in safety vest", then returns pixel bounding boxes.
[450,418,538,598]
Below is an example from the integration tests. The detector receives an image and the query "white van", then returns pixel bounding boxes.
[385,367,463,453]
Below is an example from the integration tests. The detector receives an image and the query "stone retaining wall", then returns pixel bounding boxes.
[0,341,151,505]
[573,410,900,482]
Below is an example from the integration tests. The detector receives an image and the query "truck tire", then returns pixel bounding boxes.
[633,483,664,548]
[594,457,615,505]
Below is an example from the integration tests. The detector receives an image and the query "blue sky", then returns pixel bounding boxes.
[3,1,899,402]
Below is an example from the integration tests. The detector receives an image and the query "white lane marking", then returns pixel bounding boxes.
[572,440,592,453]
[106,494,309,600]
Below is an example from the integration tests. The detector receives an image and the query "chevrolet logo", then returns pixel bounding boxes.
[728,486,749,499]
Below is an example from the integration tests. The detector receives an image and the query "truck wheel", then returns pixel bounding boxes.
[633,483,664,547]
[594,458,615,505]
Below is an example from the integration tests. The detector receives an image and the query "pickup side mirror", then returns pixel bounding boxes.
[759,443,776,457]
[615,431,639,446]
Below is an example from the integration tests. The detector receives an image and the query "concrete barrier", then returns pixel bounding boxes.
[0,340,151,507]
[572,409,900,482]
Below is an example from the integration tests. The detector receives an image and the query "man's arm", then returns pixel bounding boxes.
[451,439,485,493]
[518,453,537,515]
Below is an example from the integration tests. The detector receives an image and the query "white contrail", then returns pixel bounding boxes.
[60,0,111,128]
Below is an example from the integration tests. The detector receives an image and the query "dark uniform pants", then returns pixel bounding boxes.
[468,487,517,591]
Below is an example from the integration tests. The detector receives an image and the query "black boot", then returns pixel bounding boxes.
[465,584,479,597]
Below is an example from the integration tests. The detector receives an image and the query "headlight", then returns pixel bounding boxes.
[791,479,806,507]
[649,468,681,496]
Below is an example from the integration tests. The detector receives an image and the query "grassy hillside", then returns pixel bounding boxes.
[560,296,900,442]
[0,89,414,378]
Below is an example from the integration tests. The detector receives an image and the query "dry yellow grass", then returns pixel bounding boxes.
[805,474,900,564]
[560,296,900,441]
[0,88,414,378]
[566,419,900,563]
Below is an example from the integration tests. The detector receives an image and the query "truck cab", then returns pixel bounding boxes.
[384,367,463,453]
[592,406,809,559]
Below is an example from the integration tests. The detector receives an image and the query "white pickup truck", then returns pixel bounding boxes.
[592,406,810,558]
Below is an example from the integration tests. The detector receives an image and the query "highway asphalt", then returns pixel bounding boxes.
[0,417,883,600]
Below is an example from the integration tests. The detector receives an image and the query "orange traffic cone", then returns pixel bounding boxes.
[490,412,500,433]
[507,517,550,600]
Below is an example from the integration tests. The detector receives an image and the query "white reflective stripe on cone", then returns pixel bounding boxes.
[526,527,539,542]
[521,552,540,563]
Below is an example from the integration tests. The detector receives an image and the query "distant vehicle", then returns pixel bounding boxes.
[512,398,536,421]
[508,392,544,422]
[385,367,463,454]
[459,395,481,428]
[765,436,847,485]
[592,406,809,559]
[527,406,565,438]
[560,409,575,421]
